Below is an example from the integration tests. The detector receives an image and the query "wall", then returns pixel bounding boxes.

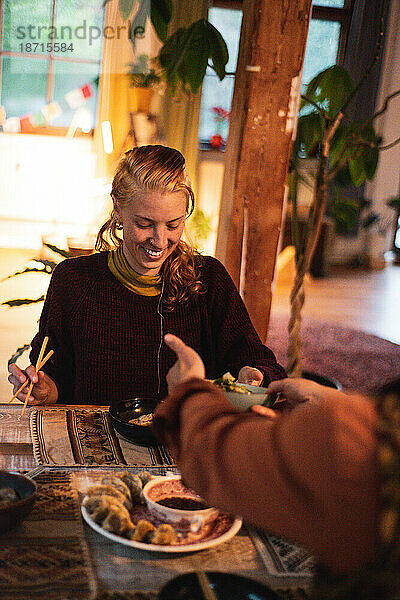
[0,133,109,249]
[364,0,400,268]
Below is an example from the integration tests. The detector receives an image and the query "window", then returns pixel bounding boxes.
[0,0,104,133]
[199,0,354,148]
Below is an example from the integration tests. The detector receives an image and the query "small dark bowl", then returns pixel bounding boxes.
[158,572,280,600]
[0,470,37,533]
[109,397,159,446]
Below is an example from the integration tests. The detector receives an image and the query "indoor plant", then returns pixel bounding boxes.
[127,53,161,113]
[103,0,229,94]
[287,62,400,377]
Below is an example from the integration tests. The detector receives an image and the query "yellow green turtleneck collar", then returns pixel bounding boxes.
[108,246,162,296]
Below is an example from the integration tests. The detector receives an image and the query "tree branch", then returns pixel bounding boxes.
[379,135,400,151]
[372,88,400,121]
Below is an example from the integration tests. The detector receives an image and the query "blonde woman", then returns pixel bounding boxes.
[8,145,285,405]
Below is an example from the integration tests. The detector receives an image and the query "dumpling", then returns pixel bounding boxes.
[100,476,132,502]
[120,472,144,503]
[150,524,176,545]
[86,484,131,509]
[130,519,156,542]
[100,497,134,535]
[137,471,153,487]
[83,494,118,524]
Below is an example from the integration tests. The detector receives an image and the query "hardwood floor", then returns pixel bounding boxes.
[0,248,398,403]
[270,262,400,345]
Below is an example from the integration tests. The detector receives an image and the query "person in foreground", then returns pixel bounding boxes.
[153,334,400,598]
[8,145,285,405]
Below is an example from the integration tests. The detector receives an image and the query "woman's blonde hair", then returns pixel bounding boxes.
[96,145,204,308]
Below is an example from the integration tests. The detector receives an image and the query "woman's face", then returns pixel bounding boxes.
[116,190,187,275]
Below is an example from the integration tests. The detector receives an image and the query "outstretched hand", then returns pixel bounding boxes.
[265,377,345,408]
[164,334,206,395]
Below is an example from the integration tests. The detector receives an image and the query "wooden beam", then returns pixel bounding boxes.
[216,0,312,342]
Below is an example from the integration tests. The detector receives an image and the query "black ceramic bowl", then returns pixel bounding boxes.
[0,470,37,533]
[158,572,280,600]
[109,397,159,446]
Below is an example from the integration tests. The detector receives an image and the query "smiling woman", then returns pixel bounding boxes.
[8,145,286,406]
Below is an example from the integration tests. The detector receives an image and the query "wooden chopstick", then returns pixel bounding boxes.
[8,349,54,404]
[196,572,219,600]
[19,337,49,417]
[8,336,51,405]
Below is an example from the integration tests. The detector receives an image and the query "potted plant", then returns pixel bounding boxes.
[287,62,400,377]
[104,0,229,94]
[127,54,162,113]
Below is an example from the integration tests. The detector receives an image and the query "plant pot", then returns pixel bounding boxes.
[129,87,154,113]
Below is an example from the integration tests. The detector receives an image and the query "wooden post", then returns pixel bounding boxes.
[215,0,312,342]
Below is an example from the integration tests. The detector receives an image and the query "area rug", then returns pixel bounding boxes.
[0,471,96,599]
[267,316,400,394]
[30,408,174,467]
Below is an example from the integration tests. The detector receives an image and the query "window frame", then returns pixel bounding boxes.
[0,0,103,135]
[199,0,355,151]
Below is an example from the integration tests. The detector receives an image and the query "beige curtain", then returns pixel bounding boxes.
[160,0,210,194]
[93,2,160,180]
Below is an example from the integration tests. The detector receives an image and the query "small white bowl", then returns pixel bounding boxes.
[143,475,218,531]
[222,383,270,411]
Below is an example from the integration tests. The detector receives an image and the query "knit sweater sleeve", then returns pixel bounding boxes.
[202,257,286,384]
[29,259,77,403]
[153,379,378,574]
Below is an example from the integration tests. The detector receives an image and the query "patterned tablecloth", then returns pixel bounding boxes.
[30,407,174,467]
[0,405,314,598]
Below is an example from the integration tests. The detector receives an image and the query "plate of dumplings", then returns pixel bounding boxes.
[81,471,242,553]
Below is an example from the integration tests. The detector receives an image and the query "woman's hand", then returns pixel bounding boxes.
[8,363,58,405]
[237,366,264,386]
[164,334,206,395]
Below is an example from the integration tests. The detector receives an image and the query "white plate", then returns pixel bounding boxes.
[81,502,242,553]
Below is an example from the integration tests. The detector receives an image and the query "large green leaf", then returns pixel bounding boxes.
[159,19,227,93]
[205,20,229,80]
[129,0,149,49]
[348,154,367,187]
[334,164,352,187]
[304,65,354,119]
[328,191,361,235]
[120,0,135,21]
[296,112,324,156]
[151,0,172,42]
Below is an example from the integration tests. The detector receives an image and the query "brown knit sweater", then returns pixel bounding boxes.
[30,252,285,404]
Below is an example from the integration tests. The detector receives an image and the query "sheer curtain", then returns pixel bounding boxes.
[160,0,210,193]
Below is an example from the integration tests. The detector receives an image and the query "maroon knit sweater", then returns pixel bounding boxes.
[30,252,286,405]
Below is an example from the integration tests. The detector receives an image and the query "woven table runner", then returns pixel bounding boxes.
[0,471,96,600]
[30,408,174,467]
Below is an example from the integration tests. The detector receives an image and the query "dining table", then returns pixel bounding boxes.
[0,402,314,600]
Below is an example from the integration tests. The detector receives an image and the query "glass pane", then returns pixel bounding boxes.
[52,60,100,127]
[302,19,340,88]
[199,7,242,145]
[208,7,242,73]
[313,0,345,6]
[2,0,53,54]
[54,0,104,60]
[199,75,234,143]
[1,56,48,117]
